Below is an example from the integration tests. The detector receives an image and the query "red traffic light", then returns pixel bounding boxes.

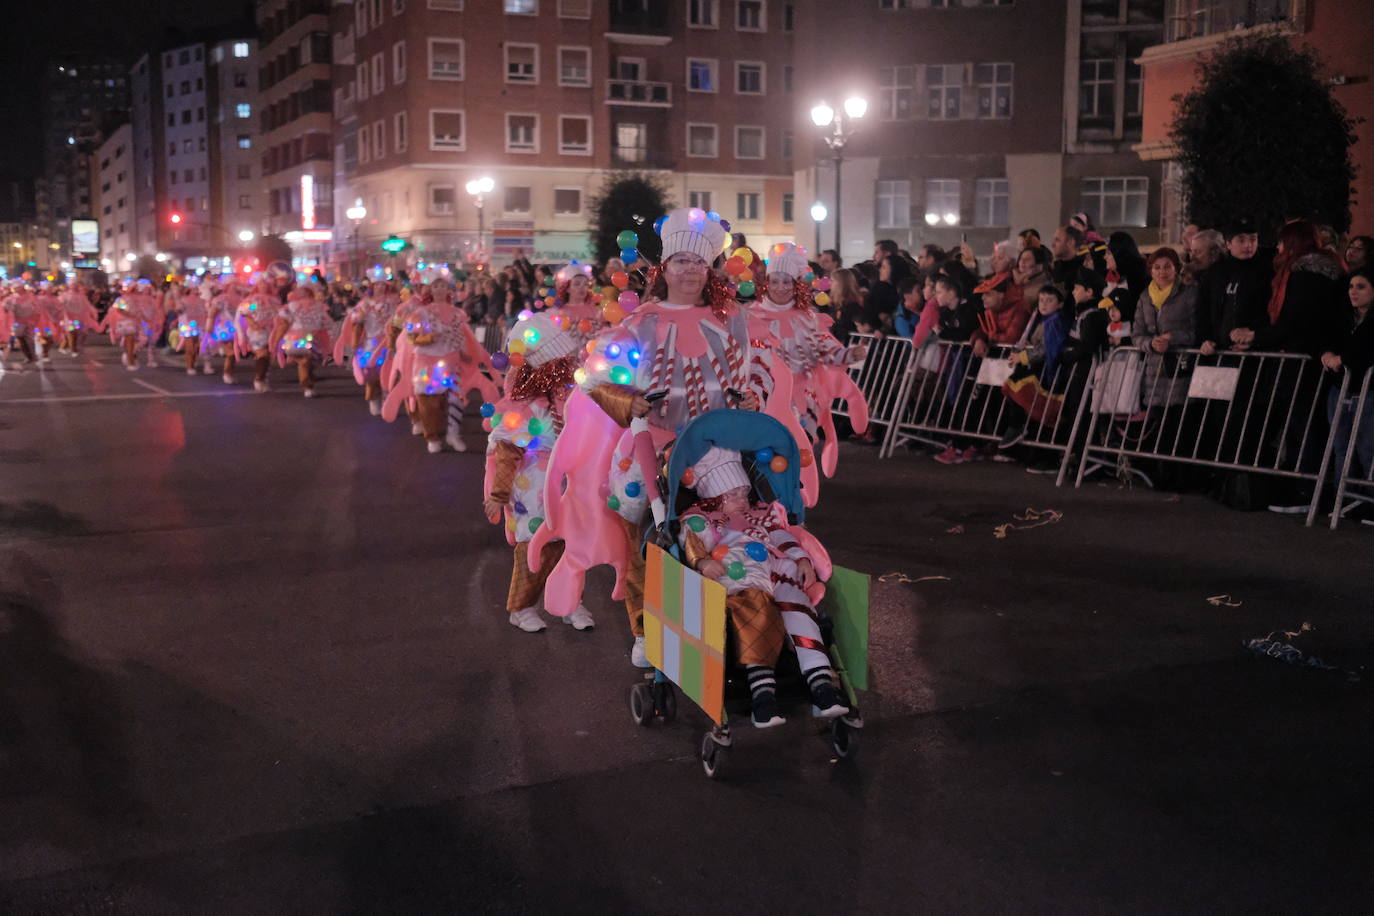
[169,213,183,224]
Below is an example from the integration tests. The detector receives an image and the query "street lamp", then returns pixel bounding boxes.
[345,199,367,278]
[465,176,494,265]
[810,95,867,256]
[810,201,828,257]
[238,230,256,243]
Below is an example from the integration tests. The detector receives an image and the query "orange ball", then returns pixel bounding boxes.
[769,455,789,473]
[618,457,633,472]
[503,412,523,430]
[681,468,696,487]
[739,268,753,282]
[578,318,593,334]
[724,256,745,276]
[800,449,814,468]
[710,545,729,561]
[611,271,629,289]
[508,352,526,368]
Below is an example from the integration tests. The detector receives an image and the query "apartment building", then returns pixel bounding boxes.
[93,124,137,268]
[337,0,795,270]
[1138,0,1373,237]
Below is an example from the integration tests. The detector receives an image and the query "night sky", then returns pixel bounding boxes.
[0,0,251,176]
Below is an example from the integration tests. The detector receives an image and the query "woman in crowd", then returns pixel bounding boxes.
[1344,235,1371,273]
[1230,219,1345,358]
[1132,247,1198,410]
[550,262,606,353]
[863,255,908,334]
[1013,244,1051,307]
[1320,266,1374,486]
[1106,231,1149,297]
[828,268,869,342]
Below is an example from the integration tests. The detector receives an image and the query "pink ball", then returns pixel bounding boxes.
[618,290,640,312]
[816,277,832,292]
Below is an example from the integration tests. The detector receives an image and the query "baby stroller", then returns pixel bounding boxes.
[628,408,869,779]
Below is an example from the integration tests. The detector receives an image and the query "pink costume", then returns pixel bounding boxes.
[270,289,333,366]
[234,289,280,356]
[206,286,242,350]
[382,294,499,421]
[550,261,608,354]
[335,286,396,392]
[60,287,99,336]
[175,291,211,350]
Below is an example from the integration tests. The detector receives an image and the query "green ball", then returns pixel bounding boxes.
[528,517,543,534]
[737,280,756,298]
[527,417,544,435]
[490,413,503,427]
[727,561,746,580]
[609,365,632,385]
[607,495,621,511]
[686,515,706,532]
[616,230,638,249]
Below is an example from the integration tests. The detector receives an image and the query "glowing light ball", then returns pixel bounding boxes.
[616,230,638,249]
[573,367,588,384]
[491,352,509,370]
[687,207,705,223]
[618,291,640,312]
[606,343,622,358]
[514,433,531,448]
[611,271,629,290]
[609,365,632,385]
[523,327,541,345]
[503,412,523,430]
[518,309,534,321]
[527,417,545,435]
[627,348,641,367]
[769,455,789,473]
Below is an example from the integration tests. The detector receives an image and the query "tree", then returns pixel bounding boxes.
[1170,35,1359,235]
[254,234,295,267]
[588,171,673,265]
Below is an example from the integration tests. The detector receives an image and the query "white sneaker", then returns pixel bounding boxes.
[410,421,424,436]
[631,636,650,668]
[426,439,443,453]
[445,428,468,452]
[121,353,131,368]
[303,388,316,399]
[563,605,594,630]
[186,368,197,375]
[508,607,546,632]
[125,361,138,371]
[253,379,266,393]
[203,362,215,375]
[222,373,234,385]
[368,399,382,416]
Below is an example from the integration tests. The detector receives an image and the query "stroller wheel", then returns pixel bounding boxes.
[831,718,859,761]
[657,683,677,724]
[701,732,727,780]
[630,683,653,727]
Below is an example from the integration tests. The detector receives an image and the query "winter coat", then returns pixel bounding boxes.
[1331,309,1374,382]
[936,298,981,343]
[1251,253,1346,358]
[1195,253,1274,350]
[1133,282,1198,407]
[1023,309,1069,382]
[1059,303,1110,367]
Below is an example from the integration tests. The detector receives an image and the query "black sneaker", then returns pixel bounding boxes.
[751,691,786,729]
[809,682,850,719]
[997,426,1026,450]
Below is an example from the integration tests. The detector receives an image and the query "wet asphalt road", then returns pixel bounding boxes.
[1,341,1372,914]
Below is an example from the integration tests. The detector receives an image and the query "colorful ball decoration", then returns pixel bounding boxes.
[769,455,789,473]
[724,257,746,276]
[609,365,632,385]
[800,449,814,468]
[528,517,543,534]
[624,481,641,498]
[618,290,640,312]
[616,229,638,249]
[719,219,731,232]
[454,269,469,281]
[745,542,769,562]
[503,412,523,430]
[739,268,753,283]
[732,247,754,265]
[727,561,746,580]
[527,417,545,435]
[508,352,526,368]
[611,271,629,290]
[681,468,696,487]
[490,352,509,370]
[816,277,832,291]
[653,215,668,235]
[603,302,625,324]
[711,544,730,561]
[479,402,496,418]
[687,515,707,532]
[618,457,634,471]
[755,447,775,463]
[607,494,621,511]
[620,248,639,265]
[814,292,831,307]
[737,280,756,298]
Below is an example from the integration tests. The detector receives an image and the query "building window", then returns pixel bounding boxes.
[781,129,793,160]
[735,125,765,159]
[687,122,718,157]
[736,61,764,94]
[236,102,251,118]
[198,137,206,151]
[395,111,408,152]
[234,72,247,88]
[394,41,407,83]
[558,115,591,154]
[197,107,205,122]
[372,53,385,92]
[736,192,760,221]
[505,43,538,83]
[182,110,192,124]
[373,119,385,158]
[169,141,176,155]
[183,139,194,153]
[429,183,456,215]
[184,169,194,182]
[237,135,252,149]
[554,187,582,214]
[688,190,713,211]
[616,57,644,81]
[688,0,717,26]
[975,62,1013,118]
[784,2,794,29]
[877,180,912,228]
[370,0,382,27]
[357,63,369,100]
[973,178,1010,227]
[927,64,961,120]
[504,0,536,13]
[1082,177,1149,227]
[503,186,532,214]
[355,1,368,35]
[558,0,589,16]
[166,84,173,98]
[737,0,764,30]
[429,38,464,80]
[506,113,539,153]
[233,41,249,58]
[237,164,252,179]
[1079,59,1115,121]
[558,47,590,86]
[180,80,191,94]
[168,113,175,127]
[614,122,646,162]
[923,179,958,227]
[430,109,465,150]
[878,66,915,120]
[393,0,405,12]
[687,58,718,92]
[359,127,371,163]
[196,77,204,91]
[782,192,794,223]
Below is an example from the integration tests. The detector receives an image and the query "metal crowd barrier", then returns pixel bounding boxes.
[480,321,505,354]
[834,332,914,428]
[1327,368,1374,530]
[877,339,1095,485]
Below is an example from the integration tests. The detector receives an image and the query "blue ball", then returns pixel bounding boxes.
[755,447,774,463]
[624,481,642,498]
[653,215,668,235]
[745,542,768,562]
[621,247,639,265]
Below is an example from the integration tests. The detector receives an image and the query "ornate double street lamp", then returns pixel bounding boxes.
[810,96,867,255]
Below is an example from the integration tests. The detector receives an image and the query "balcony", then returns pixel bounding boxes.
[1166,0,1295,42]
[605,79,672,107]
[608,0,670,36]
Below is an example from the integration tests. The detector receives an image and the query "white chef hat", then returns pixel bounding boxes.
[508,313,576,366]
[658,207,729,263]
[691,446,752,499]
[765,242,809,280]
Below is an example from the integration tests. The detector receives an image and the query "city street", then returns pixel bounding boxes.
[2,341,1372,914]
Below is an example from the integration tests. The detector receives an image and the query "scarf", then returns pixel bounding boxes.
[1148,282,1172,310]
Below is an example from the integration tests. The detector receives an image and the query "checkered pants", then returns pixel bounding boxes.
[508,539,566,612]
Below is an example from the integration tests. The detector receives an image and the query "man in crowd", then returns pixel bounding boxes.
[873,239,899,265]
[1185,229,1227,286]
[818,249,842,276]
[1049,225,1086,287]
[916,243,944,273]
[1196,219,1273,355]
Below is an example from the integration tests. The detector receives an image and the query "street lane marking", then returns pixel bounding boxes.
[132,378,173,395]
[0,390,258,405]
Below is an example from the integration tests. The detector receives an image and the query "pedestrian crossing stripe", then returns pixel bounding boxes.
[643,545,727,725]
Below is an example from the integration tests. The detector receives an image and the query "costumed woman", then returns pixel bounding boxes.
[99,278,164,371]
[532,207,756,666]
[59,282,99,357]
[335,280,396,415]
[204,278,242,384]
[235,279,281,392]
[550,261,607,353]
[746,242,869,506]
[482,313,594,632]
[270,284,334,398]
[173,279,211,375]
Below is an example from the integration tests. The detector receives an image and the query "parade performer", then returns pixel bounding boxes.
[531,207,754,666]
[204,279,242,384]
[235,281,280,392]
[746,242,869,506]
[550,261,607,353]
[382,278,498,452]
[676,446,849,727]
[334,281,396,415]
[5,280,40,369]
[270,284,333,398]
[481,313,594,632]
[174,280,212,375]
[32,282,63,362]
[58,283,99,357]
[99,279,164,370]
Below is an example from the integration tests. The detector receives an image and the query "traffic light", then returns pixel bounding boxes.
[169,212,183,225]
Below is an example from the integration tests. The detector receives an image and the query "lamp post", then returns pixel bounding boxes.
[465,176,494,265]
[809,201,828,259]
[345,200,367,278]
[810,96,867,258]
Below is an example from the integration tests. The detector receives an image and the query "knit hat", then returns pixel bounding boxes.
[765,242,809,280]
[658,207,729,263]
[555,260,593,285]
[1074,267,1107,298]
[691,446,752,499]
[508,313,576,367]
